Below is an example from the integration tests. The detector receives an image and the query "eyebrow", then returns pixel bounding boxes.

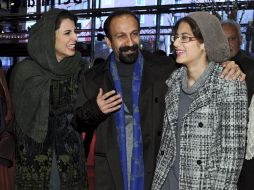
[114,29,139,35]
[176,32,193,36]
[63,29,73,33]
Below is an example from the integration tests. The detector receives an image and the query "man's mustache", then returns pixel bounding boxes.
[119,44,139,52]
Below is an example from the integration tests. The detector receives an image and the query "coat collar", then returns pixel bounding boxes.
[165,64,221,124]
[93,51,155,100]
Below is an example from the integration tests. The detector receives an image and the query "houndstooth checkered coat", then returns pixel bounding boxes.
[152,64,248,190]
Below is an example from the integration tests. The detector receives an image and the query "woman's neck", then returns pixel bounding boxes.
[186,60,208,88]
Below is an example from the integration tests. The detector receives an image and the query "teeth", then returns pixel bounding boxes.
[67,44,75,48]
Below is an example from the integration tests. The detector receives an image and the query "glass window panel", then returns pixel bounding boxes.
[160,13,173,26]
[26,0,88,13]
[0,57,13,71]
[140,15,145,24]
[77,17,92,43]
[161,0,173,5]
[159,28,172,54]
[93,41,110,61]
[93,16,109,61]
[140,14,156,27]
[100,0,114,8]
[157,35,169,55]
[100,0,157,8]
[136,0,145,6]
[175,0,181,4]
[140,34,156,52]
[54,1,88,11]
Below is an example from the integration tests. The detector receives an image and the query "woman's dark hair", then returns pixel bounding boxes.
[103,9,140,39]
[55,10,77,30]
[173,16,204,43]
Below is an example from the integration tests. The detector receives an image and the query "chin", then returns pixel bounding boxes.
[176,57,184,64]
[67,52,76,57]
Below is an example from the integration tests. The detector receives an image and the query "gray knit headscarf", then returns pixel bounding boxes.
[187,12,230,62]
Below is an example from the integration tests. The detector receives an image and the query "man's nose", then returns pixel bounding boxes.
[126,35,134,46]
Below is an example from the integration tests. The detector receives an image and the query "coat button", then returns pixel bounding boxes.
[161,151,164,155]
[154,97,158,103]
[197,160,202,165]
[198,122,203,128]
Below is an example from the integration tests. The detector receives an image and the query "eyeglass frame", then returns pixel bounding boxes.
[171,34,197,43]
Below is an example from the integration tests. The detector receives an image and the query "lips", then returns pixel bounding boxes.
[175,49,185,56]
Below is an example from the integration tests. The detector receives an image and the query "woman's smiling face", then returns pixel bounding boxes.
[55,18,77,62]
[173,21,206,67]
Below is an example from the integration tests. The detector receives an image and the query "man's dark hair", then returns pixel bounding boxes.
[55,10,77,30]
[103,9,140,39]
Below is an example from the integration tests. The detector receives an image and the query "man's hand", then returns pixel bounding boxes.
[96,88,122,114]
[221,61,246,81]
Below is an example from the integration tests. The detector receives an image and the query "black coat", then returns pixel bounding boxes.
[73,51,176,190]
[234,50,254,190]
[231,50,254,105]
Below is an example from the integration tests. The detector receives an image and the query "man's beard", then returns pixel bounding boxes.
[118,44,139,64]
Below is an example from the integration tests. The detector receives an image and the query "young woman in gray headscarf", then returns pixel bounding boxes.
[152,12,248,190]
[10,9,87,189]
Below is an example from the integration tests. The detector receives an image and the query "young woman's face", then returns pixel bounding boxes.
[55,18,77,62]
[173,21,205,66]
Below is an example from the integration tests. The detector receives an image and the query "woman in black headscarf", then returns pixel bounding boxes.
[10,9,87,189]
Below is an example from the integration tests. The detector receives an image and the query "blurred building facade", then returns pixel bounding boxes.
[0,0,253,68]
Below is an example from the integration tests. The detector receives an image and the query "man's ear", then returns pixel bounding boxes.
[105,37,112,49]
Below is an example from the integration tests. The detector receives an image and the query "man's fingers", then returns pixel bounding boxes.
[239,73,246,81]
[221,60,242,80]
[226,65,239,80]
[102,101,122,113]
[103,105,122,114]
[101,90,117,100]
[97,89,117,101]
[231,68,242,80]
[220,61,232,79]
[96,89,122,114]
[101,97,122,111]
[105,94,121,104]
[97,88,103,98]
[220,67,229,79]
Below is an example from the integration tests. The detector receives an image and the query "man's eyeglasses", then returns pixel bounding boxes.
[171,35,197,43]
